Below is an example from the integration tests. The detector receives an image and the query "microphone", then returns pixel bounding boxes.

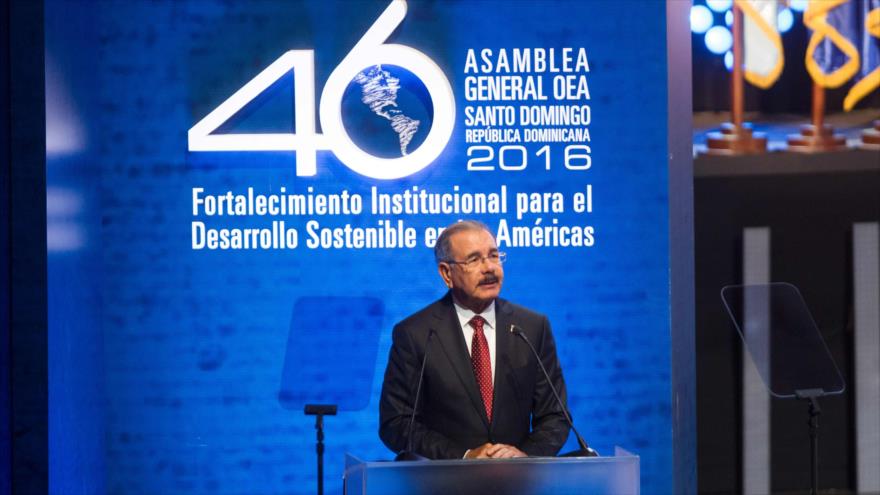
[395,328,435,461]
[509,324,597,457]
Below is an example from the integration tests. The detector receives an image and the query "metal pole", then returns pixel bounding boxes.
[808,397,821,495]
[812,83,825,131]
[731,3,744,129]
[304,404,336,495]
[316,414,324,495]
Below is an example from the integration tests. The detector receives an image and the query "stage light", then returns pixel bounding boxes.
[777,8,794,33]
[724,51,733,71]
[705,26,733,54]
[725,10,733,27]
[690,5,713,34]
[789,0,808,12]
[706,0,733,13]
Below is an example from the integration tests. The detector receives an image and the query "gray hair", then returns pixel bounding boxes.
[434,220,494,264]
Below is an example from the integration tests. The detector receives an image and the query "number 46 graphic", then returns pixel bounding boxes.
[188,0,455,180]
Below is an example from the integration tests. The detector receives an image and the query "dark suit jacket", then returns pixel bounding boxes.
[379,293,571,459]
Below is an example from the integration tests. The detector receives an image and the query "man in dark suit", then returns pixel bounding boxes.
[379,220,570,459]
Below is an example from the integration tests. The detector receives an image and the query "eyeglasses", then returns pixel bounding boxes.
[445,251,507,271]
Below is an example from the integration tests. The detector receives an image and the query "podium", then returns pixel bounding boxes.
[343,449,639,495]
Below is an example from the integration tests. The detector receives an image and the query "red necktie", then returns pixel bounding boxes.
[469,316,493,422]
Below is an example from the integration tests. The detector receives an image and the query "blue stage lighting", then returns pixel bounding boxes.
[690,5,714,34]
[724,51,733,71]
[706,0,733,13]
[777,8,794,33]
[705,26,733,54]
[789,0,808,12]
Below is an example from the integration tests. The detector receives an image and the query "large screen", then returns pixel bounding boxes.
[46,1,674,493]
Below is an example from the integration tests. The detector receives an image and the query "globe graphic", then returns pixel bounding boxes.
[341,65,433,159]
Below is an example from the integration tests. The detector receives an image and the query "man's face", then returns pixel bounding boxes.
[438,228,504,313]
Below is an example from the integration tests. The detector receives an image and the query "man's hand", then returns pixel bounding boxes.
[464,443,495,458]
[486,443,527,458]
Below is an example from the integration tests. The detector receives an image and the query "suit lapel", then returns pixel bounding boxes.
[494,298,514,360]
[491,298,515,435]
[432,293,490,428]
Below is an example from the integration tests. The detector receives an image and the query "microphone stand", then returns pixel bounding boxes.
[510,325,597,457]
[395,329,434,461]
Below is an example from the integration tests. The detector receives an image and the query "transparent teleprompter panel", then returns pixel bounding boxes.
[721,283,845,398]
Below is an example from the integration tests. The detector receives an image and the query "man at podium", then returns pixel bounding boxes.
[379,220,571,459]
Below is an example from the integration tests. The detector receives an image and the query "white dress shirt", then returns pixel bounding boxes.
[453,300,496,383]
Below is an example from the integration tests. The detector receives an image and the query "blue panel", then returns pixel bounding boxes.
[45,2,106,494]
[45,1,673,494]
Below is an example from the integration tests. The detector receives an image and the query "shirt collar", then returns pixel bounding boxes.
[453,300,496,331]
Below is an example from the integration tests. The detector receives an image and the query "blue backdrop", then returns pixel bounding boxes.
[46,1,672,493]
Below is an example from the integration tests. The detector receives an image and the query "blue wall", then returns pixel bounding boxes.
[47,1,674,493]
